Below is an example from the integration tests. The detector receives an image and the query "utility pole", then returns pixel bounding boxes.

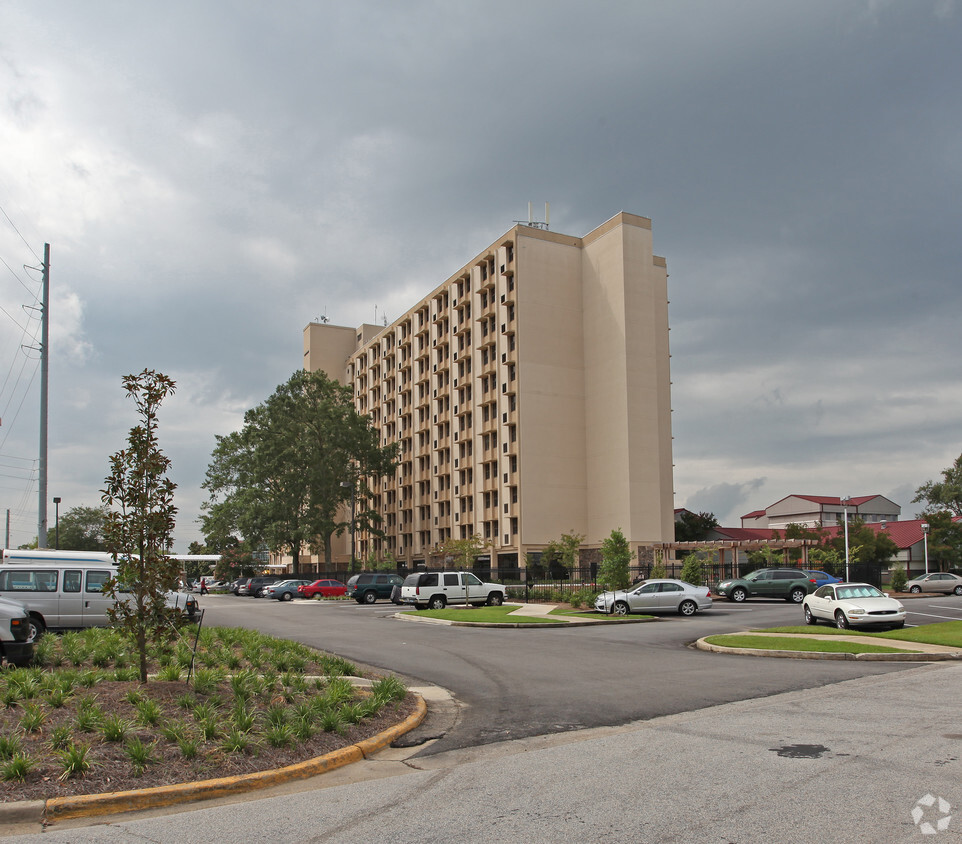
[38,244,50,548]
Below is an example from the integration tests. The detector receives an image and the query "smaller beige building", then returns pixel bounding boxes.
[303,213,675,575]
[742,495,901,531]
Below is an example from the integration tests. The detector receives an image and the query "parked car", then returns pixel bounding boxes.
[715,568,817,603]
[0,595,34,667]
[238,575,282,597]
[594,579,712,616]
[905,572,962,595]
[803,582,906,629]
[803,570,842,587]
[230,578,250,596]
[298,579,347,599]
[265,579,313,601]
[400,570,505,609]
[0,550,198,640]
[346,573,405,604]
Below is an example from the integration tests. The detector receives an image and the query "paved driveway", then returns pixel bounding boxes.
[197,595,918,756]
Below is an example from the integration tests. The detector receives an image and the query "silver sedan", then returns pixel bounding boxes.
[594,579,712,616]
[905,572,962,595]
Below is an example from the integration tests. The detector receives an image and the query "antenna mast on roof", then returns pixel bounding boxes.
[515,202,550,230]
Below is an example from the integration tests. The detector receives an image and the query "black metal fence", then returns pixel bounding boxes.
[282,559,890,600]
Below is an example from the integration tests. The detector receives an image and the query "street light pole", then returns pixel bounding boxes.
[921,522,929,575]
[53,497,61,550]
[841,496,851,581]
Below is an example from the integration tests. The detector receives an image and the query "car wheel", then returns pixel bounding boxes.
[835,610,850,629]
[731,588,747,603]
[954,586,962,596]
[363,590,377,604]
[789,588,806,604]
[678,600,697,616]
[428,595,446,610]
[281,592,293,601]
[487,592,504,606]
[910,585,921,593]
[804,605,817,625]
[612,601,630,616]
[26,615,45,643]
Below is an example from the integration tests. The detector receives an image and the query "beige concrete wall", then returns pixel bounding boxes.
[303,323,357,384]
[515,230,588,545]
[581,214,674,546]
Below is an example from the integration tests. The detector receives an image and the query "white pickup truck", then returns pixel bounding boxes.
[400,570,505,610]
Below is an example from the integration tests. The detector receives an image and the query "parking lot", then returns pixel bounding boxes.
[196,589,960,756]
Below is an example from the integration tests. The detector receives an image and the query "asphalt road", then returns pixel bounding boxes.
[198,592,961,756]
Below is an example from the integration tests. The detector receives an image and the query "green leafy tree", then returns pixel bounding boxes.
[674,511,718,542]
[649,549,668,579]
[779,522,824,564]
[920,511,962,570]
[201,369,397,574]
[889,563,908,593]
[213,539,258,582]
[679,552,705,586]
[434,534,487,570]
[541,531,585,577]
[54,505,110,551]
[914,454,962,517]
[823,516,899,567]
[598,529,634,591]
[101,370,182,684]
[807,547,843,576]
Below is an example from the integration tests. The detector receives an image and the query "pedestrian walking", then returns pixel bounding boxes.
[200,577,208,595]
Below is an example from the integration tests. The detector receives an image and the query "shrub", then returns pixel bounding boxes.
[890,563,908,593]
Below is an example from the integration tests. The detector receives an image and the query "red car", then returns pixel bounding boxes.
[298,579,347,598]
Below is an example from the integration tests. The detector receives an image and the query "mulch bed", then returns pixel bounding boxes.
[0,679,417,803]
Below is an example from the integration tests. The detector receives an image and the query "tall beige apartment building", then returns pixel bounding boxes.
[303,212,674,575]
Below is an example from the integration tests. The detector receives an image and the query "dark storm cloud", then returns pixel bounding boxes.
[1,0,959,545]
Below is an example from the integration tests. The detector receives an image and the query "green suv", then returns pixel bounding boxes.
[715,568,817,603]
[346,573,404,604]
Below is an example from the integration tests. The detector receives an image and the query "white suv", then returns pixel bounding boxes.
[400,571,505,610]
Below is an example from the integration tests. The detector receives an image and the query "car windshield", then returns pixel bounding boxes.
[836,585,884,600]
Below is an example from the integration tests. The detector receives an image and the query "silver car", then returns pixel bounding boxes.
[905,572,962,595]
[594,579,712,616]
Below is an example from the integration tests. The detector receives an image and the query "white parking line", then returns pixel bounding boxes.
[905,610,962,621]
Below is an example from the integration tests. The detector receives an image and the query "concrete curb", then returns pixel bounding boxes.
[1,694,427,825]
[695,637,962,661]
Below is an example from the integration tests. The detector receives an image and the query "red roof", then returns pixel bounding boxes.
[821,518,926,549]
[712,527,776,540]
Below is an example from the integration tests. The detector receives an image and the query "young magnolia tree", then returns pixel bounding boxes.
[102,370,182,684]
[599,528,634,591]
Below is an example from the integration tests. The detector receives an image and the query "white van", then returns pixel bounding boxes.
[0,549,198,641]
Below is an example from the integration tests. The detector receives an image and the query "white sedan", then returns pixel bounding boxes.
[802,582,906,629]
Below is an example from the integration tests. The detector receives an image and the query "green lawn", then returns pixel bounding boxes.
[755,620,962,648]
[399,606,558,623]
[704,634,918,654]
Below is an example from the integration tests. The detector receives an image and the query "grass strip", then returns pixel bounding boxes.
[400,606,555,623]
[754,620,962,648]
[704,634,918,654]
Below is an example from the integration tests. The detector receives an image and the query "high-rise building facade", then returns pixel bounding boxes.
[303,212,674,574]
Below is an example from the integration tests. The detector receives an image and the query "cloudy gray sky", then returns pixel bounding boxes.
[1,0,960,551]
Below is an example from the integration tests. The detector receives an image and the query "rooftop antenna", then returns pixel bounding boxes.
[515,201,550,230]
[314,308,329,324]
